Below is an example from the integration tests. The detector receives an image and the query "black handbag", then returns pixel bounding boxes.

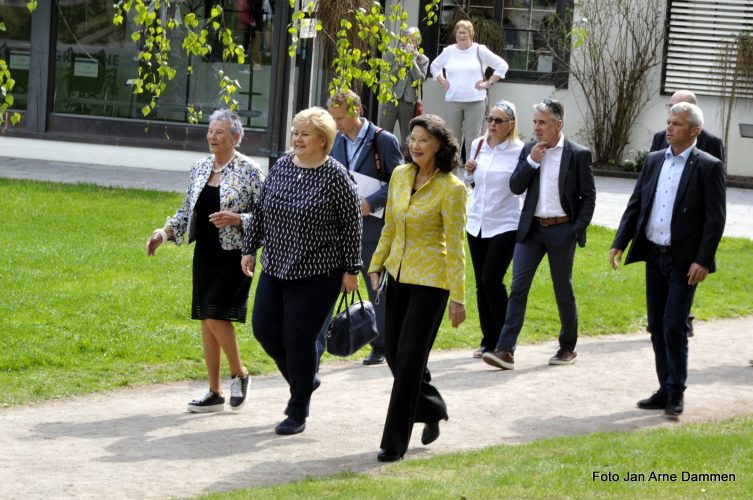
[326,290,379,357]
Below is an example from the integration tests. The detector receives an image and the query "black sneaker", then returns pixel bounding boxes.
[187,389,225,413]
[230,374,250,411]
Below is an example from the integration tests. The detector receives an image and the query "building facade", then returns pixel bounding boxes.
[2,0,752,177]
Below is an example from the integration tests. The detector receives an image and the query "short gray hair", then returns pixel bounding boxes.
[209,109,244,146]
[670,102,704,129]
[533,98,564,122]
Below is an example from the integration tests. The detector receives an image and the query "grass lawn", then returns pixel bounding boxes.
[200,414,753,499]
[2,178,752,405]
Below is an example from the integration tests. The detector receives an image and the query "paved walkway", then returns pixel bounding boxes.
[1,319,752,498]
[1,154,752,498]
[2,156,753,237]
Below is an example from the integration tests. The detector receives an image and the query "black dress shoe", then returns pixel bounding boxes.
[363,347,386,366]
[275,417,306,435]
[421,421,440,445]
[377,449,403,462]
[637,390,667,410]
[664,393,684,418]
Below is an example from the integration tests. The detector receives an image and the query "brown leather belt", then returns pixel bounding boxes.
[535,215,570,227]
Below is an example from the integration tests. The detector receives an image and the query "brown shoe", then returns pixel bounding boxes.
[482,349,514,370]
[549,349,577,365]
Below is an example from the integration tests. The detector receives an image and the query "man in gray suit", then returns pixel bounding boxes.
[324,90,403,365]
[379,27,430,150]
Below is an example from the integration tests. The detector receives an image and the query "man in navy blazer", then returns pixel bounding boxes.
[650,90,724,164]
[483,99,595,370]
[649,90,724,337]
[610,102,726,418]
[324,90,403,365]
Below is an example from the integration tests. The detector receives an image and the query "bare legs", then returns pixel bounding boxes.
[201,319,248,394]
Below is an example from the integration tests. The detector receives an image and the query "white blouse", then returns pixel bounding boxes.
[465,136,524,238]
[430,43,509,102]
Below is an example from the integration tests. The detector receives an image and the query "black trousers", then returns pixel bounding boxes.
[646,251,696,396]
[380,276,449,454]
[496,222,578,352]
[252,270,342,421]
[467,230,517,351]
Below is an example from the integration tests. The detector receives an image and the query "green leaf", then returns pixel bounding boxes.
[27,0,38,13]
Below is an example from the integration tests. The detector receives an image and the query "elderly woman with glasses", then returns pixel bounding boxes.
[146,109,264,413]
[464,100,524,358]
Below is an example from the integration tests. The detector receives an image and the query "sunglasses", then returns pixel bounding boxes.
[486,116,513,125]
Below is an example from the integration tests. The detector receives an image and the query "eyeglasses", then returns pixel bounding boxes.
[486,116,513,125]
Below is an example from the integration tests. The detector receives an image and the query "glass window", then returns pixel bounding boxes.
[52,0,274,128]
[0,1,33,111]
[433,0,569,84]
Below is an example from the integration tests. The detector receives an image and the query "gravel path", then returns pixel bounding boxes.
[2,317,752,499]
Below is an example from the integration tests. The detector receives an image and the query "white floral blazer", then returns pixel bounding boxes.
[167,152,265,250]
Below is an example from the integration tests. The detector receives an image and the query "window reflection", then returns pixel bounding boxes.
[0,1,33,111]
[437,0,562,77]
[52,0,273,128]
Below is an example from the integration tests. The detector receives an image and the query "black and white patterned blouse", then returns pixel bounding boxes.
[243,154,362,280]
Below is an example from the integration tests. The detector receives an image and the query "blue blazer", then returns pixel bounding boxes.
[612,147,726,275]
[331,119,404,242]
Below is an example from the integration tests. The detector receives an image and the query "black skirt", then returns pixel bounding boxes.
[191,184,251,322]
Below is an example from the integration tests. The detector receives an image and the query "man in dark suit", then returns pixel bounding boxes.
[610,102,726,418]
[322,90,403,365]
[649,90,724,337]
[483,98,595,370]
[650,90,724,164]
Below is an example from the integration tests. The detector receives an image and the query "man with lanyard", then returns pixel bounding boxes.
[320,90,403,365]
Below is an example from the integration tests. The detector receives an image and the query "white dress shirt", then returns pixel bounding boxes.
[465,136,524,237]
[645,143,695,246]
[528,134,567,218]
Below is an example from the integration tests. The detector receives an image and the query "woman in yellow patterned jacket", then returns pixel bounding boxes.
[368,114,467,462]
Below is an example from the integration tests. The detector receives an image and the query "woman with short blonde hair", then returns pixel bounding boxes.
[241,107,362,436]
[430,20,509,164]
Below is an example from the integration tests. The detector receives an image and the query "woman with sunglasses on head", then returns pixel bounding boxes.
[464,100,523,359]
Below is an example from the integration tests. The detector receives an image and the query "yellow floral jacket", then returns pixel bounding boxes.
[369,163,467,304]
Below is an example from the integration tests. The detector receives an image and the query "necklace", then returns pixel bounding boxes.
[212,156,233,174]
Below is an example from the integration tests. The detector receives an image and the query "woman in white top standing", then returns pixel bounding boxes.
[431,20,509,163]
[464,100,523,358]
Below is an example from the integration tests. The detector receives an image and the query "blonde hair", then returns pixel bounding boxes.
[490,100,520,142]
[292,107,337,153]
[454,20,475,40]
